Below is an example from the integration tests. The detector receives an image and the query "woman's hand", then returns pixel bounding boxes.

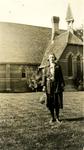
[42,86,46,92]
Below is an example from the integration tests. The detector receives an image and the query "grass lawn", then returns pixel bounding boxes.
[0,92,83,150]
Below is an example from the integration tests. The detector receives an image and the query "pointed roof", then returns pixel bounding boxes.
[0,22,51,64]
[40,31,82,68]
[0,22,66,64]
[66,4,74,22]
[68,32,83,45]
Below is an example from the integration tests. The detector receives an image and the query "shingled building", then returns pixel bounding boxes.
[0,4,83,92]
[41,4,83,90]
[0,23,52,92]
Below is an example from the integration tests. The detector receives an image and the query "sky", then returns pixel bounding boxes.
[0,0,84,29]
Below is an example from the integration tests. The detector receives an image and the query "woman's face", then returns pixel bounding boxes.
[49,54,55,63]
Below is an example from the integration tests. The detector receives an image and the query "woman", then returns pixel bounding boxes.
[42,53,65,124]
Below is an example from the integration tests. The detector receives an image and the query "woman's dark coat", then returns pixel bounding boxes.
[42,62,65,109]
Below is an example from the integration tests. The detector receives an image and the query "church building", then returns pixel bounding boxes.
[0,4,83,92]
[41,4,83,90]
[0,23,51,92]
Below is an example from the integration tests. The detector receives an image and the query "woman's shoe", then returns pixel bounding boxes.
[56,118,62,124]
[49,118,56,125]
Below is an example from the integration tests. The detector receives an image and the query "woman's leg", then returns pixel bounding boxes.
[49,107,56,122]
[47,94,56,122]
[59,92,63,109]
[55,94,60,120]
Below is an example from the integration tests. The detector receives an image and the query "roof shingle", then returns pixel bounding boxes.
[40,31,83,67]
[0,22,51,64]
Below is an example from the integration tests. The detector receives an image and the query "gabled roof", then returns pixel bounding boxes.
[68,31,83,45]
[0,22,66,64]
[40,31,83,67]
[0,22,51,64]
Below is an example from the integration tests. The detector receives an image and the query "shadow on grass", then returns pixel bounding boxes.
[62,117,84,122]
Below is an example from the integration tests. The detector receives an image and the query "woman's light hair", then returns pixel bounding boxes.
[48,53,57,61]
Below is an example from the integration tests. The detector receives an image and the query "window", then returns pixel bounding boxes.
[77,55,81,78]
[68,54,72,77]
[22,68,26,78]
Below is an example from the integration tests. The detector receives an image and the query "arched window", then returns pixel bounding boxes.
[22,68,26,78]
[68,54,72,77]
[77,55,81,78]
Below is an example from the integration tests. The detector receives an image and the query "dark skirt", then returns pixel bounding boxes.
[46,92,63,110]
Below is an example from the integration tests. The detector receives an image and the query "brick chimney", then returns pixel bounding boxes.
[51,16,60,42]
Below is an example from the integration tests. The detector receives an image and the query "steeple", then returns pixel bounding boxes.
[66,4,74,33]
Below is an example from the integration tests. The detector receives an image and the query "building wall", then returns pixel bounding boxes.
[0,45,83,92]
[0,64,38,92]
[0,65,6,91]
[59,44,83,90]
